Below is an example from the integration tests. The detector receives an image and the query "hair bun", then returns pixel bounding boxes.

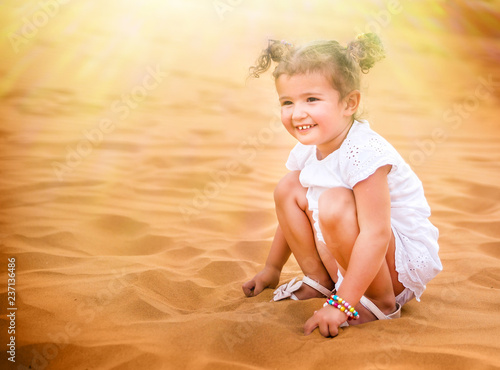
[249,39,294,78]
[346,33,385,73]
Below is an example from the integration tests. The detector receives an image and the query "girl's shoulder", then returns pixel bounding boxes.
[340,120,398,158]
[339,120,403,187]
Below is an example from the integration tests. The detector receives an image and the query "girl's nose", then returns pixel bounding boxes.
[292,104,307,120]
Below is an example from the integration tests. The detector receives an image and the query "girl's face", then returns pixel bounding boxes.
[276,72,357,159]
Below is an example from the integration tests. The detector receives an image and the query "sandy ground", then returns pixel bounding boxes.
[1,0,500,369]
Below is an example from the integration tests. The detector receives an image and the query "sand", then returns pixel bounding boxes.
[1,0,500,369]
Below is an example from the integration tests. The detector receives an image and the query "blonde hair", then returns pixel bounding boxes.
[249,33,385,100]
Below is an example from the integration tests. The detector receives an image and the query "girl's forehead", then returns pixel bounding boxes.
[276,72,337,91]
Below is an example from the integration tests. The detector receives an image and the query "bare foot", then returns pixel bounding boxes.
[348,298,397,326]
[348,303,378,325]
[293,279,335,300]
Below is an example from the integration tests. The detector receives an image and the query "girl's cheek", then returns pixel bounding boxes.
[280,110,290,124]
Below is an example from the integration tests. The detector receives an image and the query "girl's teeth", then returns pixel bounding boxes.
[298,125,312,130]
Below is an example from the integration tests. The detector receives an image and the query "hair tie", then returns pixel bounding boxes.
[268,39,293,48]
[347,43,360,62]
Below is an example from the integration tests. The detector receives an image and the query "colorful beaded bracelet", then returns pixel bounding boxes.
[323,294,360,320]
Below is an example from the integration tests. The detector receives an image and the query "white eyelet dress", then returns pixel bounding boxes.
[285,120,443,301]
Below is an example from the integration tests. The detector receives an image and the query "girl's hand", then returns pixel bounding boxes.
[242,266,281,297]
[304,305,348,337]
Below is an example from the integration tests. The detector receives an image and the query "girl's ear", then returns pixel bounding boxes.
[343,90,361,115]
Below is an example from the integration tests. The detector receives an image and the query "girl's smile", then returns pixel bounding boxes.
[296,124,318,132]
[276,72,358,159]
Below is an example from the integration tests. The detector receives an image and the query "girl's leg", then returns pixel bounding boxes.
[318,187,405,322]
[274,171,336,299]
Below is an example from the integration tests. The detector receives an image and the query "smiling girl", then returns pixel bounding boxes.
[242,34,442,338]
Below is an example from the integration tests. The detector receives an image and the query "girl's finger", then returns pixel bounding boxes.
[328,323,339,338]
[318,321,330,338]
[304,316,319,336]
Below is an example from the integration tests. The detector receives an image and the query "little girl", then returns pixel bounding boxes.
[242,33,442,338]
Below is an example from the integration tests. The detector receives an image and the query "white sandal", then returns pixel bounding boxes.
[339,296,401,328]
[359,296,402,320]
[272,276,336,301]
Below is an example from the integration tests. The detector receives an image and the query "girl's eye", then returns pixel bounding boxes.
[281,101,293,106]
[307,97,319,102]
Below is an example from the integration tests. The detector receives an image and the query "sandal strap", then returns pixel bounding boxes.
[272,278,303,301]
[359,296,402,320]
[302,276,336,297]
[387,302,402,319]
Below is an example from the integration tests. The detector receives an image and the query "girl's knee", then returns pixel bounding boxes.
[274,171,302,204]
[318,187,355,228]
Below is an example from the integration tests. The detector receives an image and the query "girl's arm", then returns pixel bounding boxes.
[336,165,393,306]
[305,165,393,336]
[264,225,292,272]
[242,225,291,297]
